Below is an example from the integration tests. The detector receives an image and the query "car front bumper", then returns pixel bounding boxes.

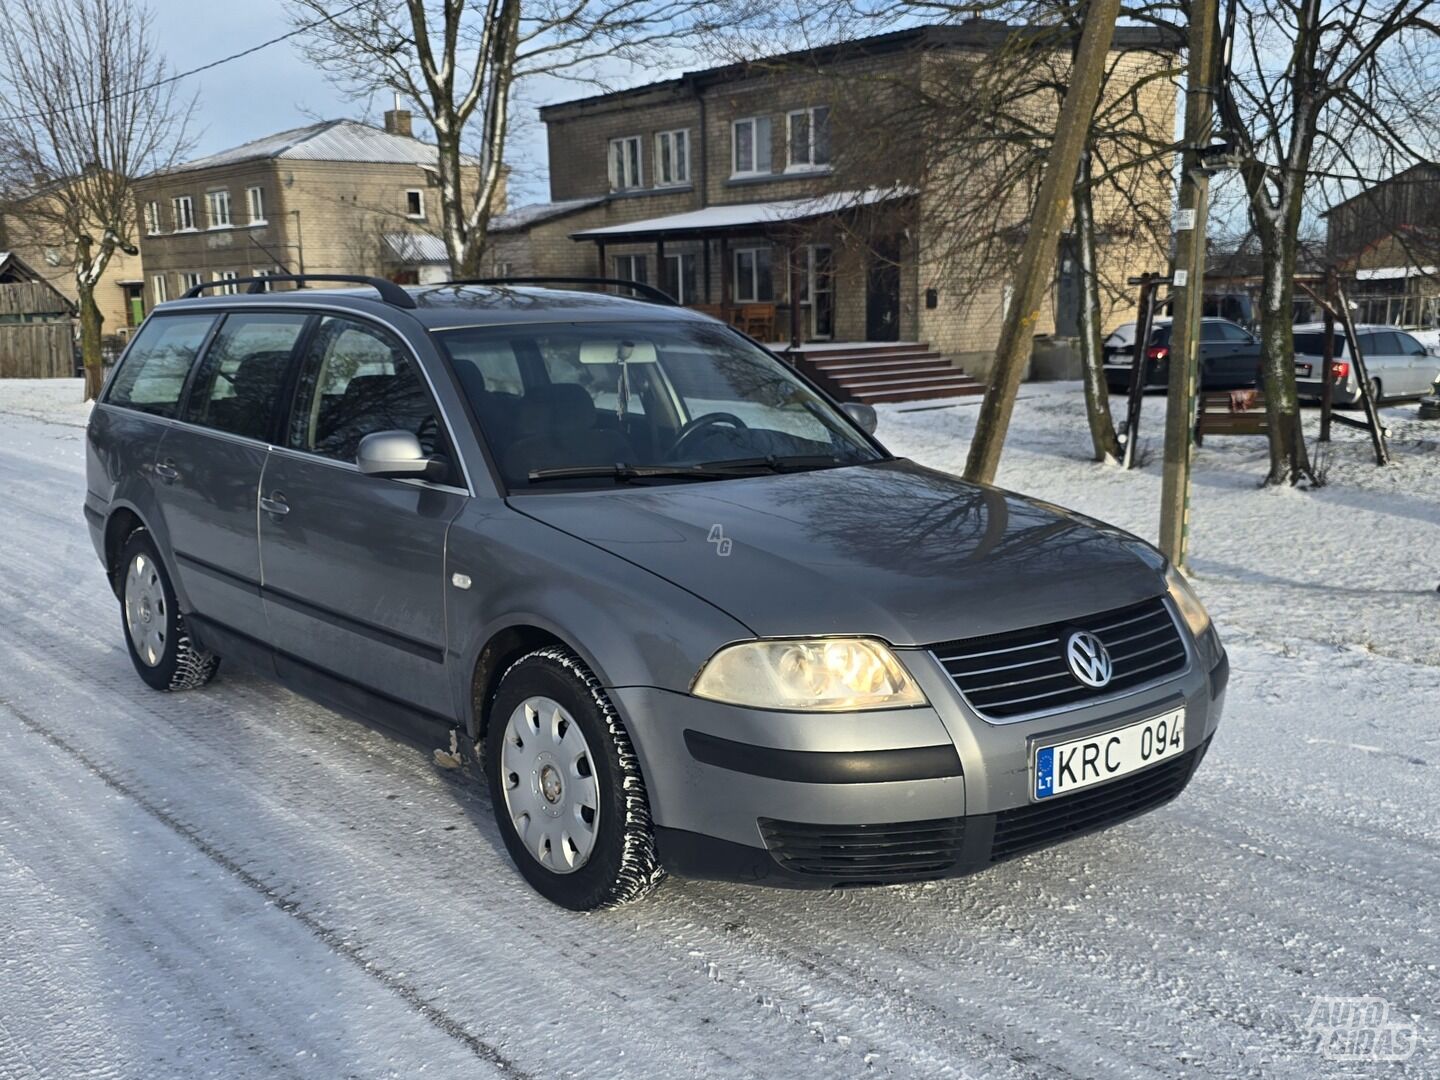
[613,624,1228,888]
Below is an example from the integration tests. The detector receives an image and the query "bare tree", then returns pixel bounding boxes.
[1220,0,1440,485]
[290,0,756,278]
[0,0,192,400]
[780,8,1180,464]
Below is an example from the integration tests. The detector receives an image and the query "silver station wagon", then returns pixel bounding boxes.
[85,275,1229,910]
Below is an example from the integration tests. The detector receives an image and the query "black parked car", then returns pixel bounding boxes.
[1104,317,1261,393]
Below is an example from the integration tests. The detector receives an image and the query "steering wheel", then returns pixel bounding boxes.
[668,412,748,459]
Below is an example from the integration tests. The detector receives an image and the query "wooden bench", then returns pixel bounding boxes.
[1194,390,1268,445]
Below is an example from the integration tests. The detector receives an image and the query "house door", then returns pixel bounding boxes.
[865,239,901,342]
[124,284,145,327]
[1054,236,1082,338]
[807,246,834,340]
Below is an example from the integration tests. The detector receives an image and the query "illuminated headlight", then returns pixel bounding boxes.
[691,638,927,712]
[1165,564,1212,638]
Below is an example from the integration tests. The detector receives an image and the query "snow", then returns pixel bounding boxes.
[1,377,1437,1078]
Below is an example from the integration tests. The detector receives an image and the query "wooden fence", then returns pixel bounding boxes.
[0,323,74,377]
[0,281,75,378]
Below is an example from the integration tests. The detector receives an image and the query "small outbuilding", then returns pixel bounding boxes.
[0,252,76,378]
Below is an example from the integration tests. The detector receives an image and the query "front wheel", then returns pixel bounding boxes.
[117,529,219,692]
[485,647,664,910]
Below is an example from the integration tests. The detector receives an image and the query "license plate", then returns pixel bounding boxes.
[1033,708,1185,801]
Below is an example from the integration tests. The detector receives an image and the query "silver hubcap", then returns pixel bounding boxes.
[500,696,600,874]
[123,553,168,667]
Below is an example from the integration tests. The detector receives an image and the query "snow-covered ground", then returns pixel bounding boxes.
[1,378,1436,1079]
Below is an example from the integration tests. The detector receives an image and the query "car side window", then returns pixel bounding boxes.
[183,313,309,441]
[288,316,444,463]
[1219,323,1251,343]
[1200,322,1227,342]
[104,315,216,417]
[1374,331,1404,355]
[1400,333,1429,356]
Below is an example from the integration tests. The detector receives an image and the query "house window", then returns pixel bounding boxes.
[172,196,195,231]
[214,270,240,295]
[247,186,266,225]
[732,117,772,177]
[787,106,832,170]
[405,190,426,219]
[613,253,648,283]
[180,272,204,294]
[493,261,514,277]
[206,190,232,229]
[151,274,169,304]
[655,129,689,187]
[661,252,697,304]
[251,267,280,292]
[733,246,773,302]
[143,201,162,235]
[609,136,643,190]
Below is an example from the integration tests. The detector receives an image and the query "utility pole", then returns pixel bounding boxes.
[964,0,1124,485]
[1158,0,1224,570]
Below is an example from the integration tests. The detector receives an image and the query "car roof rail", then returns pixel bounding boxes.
[447,276,678,306]
[180,274,418,309]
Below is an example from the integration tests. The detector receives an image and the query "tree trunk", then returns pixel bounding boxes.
[1074,151,1122,463]
[79,283,105,401]
[1255,226,1314,485]
[963,0,1123,484]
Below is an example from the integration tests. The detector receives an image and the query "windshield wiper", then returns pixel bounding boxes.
[693,454,848,473]
[526,463,753,484]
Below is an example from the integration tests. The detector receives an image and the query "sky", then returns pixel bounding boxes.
[147,0,565,203]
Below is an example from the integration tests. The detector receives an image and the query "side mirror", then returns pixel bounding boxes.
[841,401,878,435]
[356,430,448,482]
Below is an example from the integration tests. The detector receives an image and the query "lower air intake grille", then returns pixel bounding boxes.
[990,743,1205,863]
[931,597,1190,720]
[758,816,965,881]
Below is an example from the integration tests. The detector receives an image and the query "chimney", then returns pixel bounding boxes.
[384,109,413,138]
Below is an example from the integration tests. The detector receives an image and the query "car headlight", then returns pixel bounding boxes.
[1165,564,1212,638]
[691,638,927,711]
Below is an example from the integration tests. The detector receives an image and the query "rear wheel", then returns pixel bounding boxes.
[1366,377,1383,404]
[117,530,219,692]
[485,647,664,910]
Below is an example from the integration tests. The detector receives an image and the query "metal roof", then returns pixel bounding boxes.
[571,188,912,240]
[385,232,449,264]
[164,120,450,175]
[490,197,606,233]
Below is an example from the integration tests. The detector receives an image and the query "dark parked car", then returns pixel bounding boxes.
[1104,317,1261,393]
[85,275,1227,910]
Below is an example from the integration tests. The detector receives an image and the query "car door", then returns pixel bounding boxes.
[259,313,467,725]
[1395,331,1438,395]
[1364,331,1405,399]
[154,312,311,643]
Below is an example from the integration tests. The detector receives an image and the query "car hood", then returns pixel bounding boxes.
[509,459,1167,646]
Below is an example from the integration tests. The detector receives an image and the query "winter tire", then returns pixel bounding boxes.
[117,529,219,692]
[485,646,664,910]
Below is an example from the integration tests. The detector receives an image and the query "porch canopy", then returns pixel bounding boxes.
[571,187,911,346]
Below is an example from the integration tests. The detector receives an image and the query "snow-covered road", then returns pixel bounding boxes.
[1,382,1436,1078]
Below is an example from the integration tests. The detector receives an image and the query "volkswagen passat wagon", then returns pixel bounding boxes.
[86,275,1228,910]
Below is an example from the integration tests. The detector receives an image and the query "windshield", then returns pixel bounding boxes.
[434,320,885,489]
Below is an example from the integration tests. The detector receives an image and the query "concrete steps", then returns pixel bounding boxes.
[789,343,985,404]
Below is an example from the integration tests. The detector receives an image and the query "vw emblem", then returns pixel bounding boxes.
[1065,630,1113,688]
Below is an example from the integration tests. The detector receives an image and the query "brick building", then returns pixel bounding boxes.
[489,22,1178,382]
[134,113,495,304]
[0,178,145,343]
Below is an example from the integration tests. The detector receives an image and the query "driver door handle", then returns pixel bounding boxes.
[259,493,290,517]
[155,460,180,483]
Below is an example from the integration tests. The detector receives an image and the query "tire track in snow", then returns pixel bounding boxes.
[0,694,534,1080]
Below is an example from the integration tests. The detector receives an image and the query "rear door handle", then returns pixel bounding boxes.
[155,460,180,483]
[259,493,290,517]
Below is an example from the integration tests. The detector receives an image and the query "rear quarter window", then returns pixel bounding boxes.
[105,315,216,417]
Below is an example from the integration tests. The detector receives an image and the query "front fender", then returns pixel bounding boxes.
[444,500,752,727]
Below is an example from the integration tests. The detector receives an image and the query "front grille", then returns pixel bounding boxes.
[990,743,1204,863]
[758,816,965,881]
[931,597,1189,720]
